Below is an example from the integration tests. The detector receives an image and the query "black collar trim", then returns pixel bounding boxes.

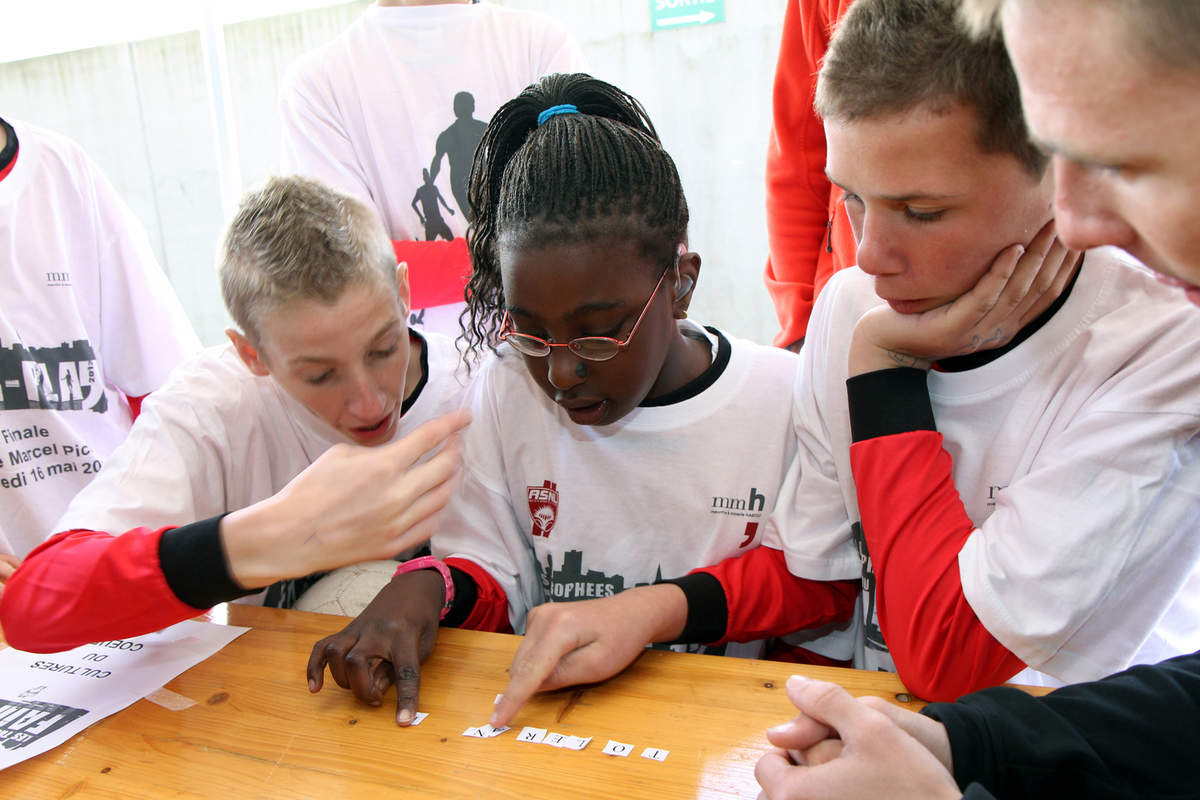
[641,326,731,407]
[401,328,430,414]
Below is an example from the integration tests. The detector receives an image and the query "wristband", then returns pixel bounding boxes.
[393,556,454,620]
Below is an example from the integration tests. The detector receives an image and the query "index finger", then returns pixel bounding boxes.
[306,636,336,692]
[489,629,578,727]
[766,713,835,751]
[384,408,471,467]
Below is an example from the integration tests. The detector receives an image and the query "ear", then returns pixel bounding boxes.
[672,251,701,319]
[226,329,271,377]
[396,261,412,319]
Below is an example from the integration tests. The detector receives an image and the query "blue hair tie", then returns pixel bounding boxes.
[537,104,579,126]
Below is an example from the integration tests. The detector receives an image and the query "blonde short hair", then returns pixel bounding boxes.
[219,176,397,344]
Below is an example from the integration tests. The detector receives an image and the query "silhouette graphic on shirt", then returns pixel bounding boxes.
[429,91,487,221]
[411,168,455,242]
[0,338,108,413]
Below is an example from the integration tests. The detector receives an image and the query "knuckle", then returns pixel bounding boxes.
[859,695,891,713]
[344,649,372,670]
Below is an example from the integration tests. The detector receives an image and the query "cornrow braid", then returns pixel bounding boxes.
[458,72,689,366]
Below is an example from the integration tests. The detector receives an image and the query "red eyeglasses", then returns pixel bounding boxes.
[500,267,672,362]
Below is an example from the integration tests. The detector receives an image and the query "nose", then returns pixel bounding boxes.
[1053,155,1136,252]
[853,208,904,278]
[546,347,586,392]
[346,369,387,420]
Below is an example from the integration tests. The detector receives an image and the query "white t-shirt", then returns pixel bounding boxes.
[279,1,587,336]
[778,250,1200,686]
[0,120,200,558]
[56,330,468,584]
[432,326,857,658]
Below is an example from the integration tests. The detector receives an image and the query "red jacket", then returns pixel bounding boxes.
[764,0,857,347]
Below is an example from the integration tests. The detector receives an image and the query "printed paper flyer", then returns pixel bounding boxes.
[0,619,247,769]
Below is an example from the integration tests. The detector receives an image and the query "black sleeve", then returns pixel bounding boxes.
[656,571,727,644]
[921,650,1200,800]
[441,565,479,628]
[846,367,935,442]
[158,515,258,609]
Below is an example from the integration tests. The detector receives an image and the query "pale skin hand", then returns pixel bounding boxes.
[764,685,953,771]
[755,676,962,800]
[221,409,470,589]
[490,583,689,728]
[0,553,21,601]
[849,219,1081,376]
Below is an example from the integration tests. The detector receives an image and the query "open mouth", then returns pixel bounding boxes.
[350,411,395,443]
[559,399,610,426]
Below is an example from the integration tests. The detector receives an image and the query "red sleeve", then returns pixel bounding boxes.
[693,546,857,644]
[126,392,147,421]
[0,527,205,653]
[850,430,1025,701]
[763,0,857,348]
[444,557,512,634]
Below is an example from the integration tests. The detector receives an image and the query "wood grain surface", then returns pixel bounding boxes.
[2,604,1002,799]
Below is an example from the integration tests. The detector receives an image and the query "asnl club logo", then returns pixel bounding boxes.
[527,480,559,538]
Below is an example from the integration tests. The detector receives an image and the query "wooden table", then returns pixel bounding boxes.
[3,605,938,799]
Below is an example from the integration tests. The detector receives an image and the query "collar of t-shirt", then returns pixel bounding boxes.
[0,117,18,182]
[934,258,1082,373]
[641,325,731,407]
[401,327,430,415]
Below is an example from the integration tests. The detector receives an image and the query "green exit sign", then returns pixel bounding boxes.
[650,0,726,31]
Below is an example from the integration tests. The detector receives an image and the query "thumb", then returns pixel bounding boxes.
[785,675,874,737]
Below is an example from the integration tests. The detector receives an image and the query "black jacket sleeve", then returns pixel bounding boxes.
[921,650,1200,799]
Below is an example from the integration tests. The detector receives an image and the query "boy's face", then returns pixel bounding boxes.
[1002,0,1200,303]
[234,279,411,446]
[825,102,1053,314]
[499,238,692,427]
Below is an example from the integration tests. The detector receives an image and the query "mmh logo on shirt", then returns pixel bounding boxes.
[710,487,766,517]
[527,480,559,538]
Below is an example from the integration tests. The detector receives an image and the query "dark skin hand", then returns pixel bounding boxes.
[307,568,445,725]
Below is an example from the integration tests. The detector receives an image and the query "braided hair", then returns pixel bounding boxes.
[459,72,690,365]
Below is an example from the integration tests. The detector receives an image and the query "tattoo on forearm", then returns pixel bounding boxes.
[887,350,924,367]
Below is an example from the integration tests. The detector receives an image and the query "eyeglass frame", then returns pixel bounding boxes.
[498,265,674,362]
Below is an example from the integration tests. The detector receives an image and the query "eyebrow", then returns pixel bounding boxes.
[287,318,403,365]
[826,173,965,203]
[1029,135,1116,170]
[507,300,626,323]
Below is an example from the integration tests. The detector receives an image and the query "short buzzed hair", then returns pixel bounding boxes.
[816,0,1046,176]
[959,0,1200,71]
[219,175,397,345]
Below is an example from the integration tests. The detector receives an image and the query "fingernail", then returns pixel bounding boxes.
[308,679,317,693]
[787,675,811,688]
[767,723,794,737]
[397,709,413,724]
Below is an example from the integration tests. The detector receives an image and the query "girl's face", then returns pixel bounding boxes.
[499,238,702,426]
